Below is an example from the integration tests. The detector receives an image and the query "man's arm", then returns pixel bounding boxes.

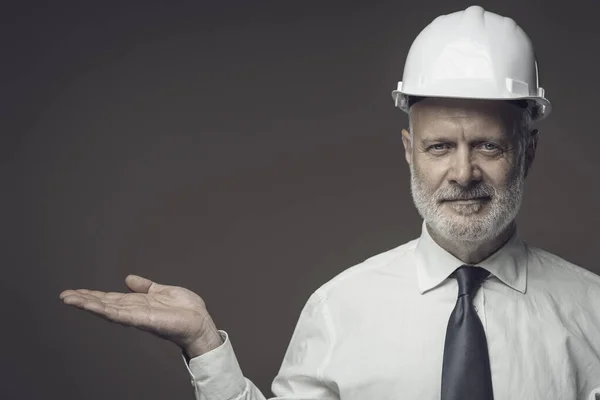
[59,275,337,399]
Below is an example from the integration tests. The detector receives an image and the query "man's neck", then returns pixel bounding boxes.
[427,221,517,265]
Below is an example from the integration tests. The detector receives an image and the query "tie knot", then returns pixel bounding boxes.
[454,265,490,298]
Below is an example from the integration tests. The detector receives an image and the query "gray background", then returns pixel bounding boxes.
[4,0,600,399]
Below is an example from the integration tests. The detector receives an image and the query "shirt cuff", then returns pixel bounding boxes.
[181,330,247,400]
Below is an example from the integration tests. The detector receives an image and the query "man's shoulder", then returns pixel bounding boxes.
[526,243,600,290]
[311,237,419,301]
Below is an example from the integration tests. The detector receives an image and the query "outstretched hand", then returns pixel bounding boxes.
[60,275,223,357]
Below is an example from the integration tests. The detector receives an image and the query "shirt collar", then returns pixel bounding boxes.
[414,221,528,295]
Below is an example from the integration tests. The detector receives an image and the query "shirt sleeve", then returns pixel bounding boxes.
[182,330,252,400]
[270,290,337,397]
[182,291,338,400]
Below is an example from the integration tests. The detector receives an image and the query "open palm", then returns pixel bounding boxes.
[59,274,217,350]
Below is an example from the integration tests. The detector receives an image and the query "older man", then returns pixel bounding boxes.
[60,5,600,400]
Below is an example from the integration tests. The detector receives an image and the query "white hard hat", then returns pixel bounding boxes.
[392,5,551,120]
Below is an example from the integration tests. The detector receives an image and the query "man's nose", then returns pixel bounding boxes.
[448,148,482,186]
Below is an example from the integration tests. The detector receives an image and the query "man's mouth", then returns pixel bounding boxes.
[442,196,492,203]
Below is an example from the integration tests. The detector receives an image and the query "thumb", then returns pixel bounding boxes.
[125,274,158,293]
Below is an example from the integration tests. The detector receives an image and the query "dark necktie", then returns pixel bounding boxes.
[441,265,494,400]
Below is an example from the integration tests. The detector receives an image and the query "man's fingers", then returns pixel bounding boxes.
[61,294,87,306]
[59,290,71,300]
[61,289,125,301]
[61,292,151,309]
[79,290,124,300]
[62,295,149,327]
[60,275,171,303]
[62,295,115,321]
[60,289,108,300]
[60,289,89,300]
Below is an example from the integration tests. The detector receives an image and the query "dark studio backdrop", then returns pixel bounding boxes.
[4,0,600,399]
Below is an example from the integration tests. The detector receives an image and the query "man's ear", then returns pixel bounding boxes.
[524,128,539,178]
[401,128,412,166]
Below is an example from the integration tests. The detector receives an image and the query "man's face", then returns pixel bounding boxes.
[402,98,535,242]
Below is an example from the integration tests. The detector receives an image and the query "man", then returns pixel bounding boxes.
[59,6,600,400]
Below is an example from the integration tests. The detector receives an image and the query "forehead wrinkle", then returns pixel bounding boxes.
[413,114,472,140]
[415,107,489,125]
[411,104,515,142]
[411,98,520,124]
[411,108,474,137]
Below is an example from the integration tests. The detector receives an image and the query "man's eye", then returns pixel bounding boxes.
[481,143,500,151]
[429,143,449,151]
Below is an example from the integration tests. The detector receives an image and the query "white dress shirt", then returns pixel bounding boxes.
[182,222,600,399]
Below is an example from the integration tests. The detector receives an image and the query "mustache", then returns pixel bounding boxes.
[434,184,495,202]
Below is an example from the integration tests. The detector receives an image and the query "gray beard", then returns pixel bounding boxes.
[409,160,526,243]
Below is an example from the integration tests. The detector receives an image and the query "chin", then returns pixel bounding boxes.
[432,215,498,242]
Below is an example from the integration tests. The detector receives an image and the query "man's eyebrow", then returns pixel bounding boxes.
[418,137,456,145]
[419,135,507,143]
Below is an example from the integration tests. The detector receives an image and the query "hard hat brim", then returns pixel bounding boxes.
[391,90,552,121]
